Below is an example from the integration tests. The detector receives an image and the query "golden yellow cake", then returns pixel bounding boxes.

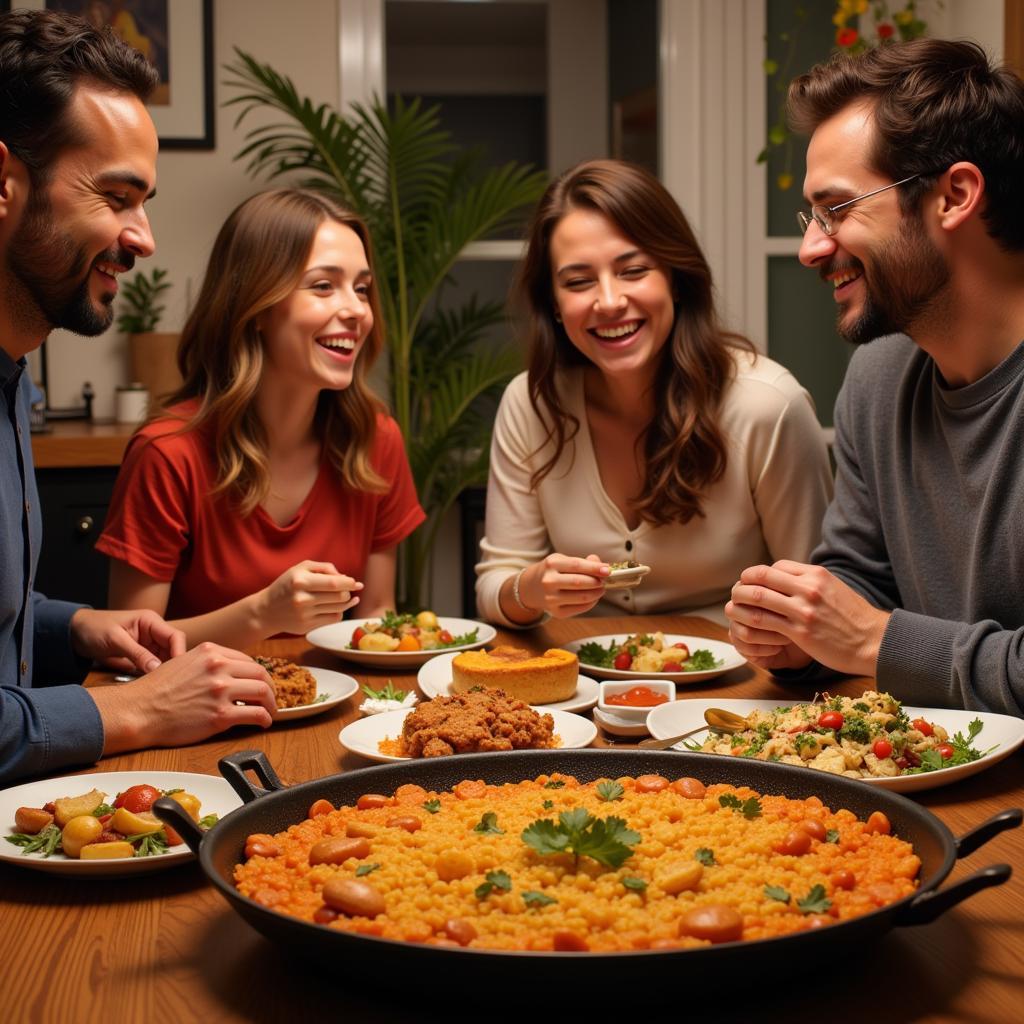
[450,646,578,704]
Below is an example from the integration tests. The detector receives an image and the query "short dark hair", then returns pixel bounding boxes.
[788,38,1024,252]
[0,8,159,185]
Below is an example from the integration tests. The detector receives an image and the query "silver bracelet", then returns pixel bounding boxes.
[511,568,532,612]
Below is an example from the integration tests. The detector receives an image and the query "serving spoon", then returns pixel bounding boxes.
[637,707,754,750]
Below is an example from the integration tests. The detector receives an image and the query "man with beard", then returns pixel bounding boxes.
[1,10,276,783]
[726,39,1024,715]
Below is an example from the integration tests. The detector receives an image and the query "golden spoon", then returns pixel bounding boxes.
[637,707,754,750]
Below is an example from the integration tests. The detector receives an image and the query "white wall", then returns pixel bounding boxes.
[41,0,341,418]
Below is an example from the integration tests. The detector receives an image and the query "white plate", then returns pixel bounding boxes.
[564,634,746,682]
[416,652,599,714]
[339,707,598,763]
[274,666,360,720]
[604,564,652,590]
[0,771,242,875]
[646,698,1024,793]
[307,617,496,668]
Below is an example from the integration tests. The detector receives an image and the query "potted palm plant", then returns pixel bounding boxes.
[224,51,548,610]
[117,267,182,406]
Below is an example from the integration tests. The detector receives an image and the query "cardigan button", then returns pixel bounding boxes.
[20,660,28,676]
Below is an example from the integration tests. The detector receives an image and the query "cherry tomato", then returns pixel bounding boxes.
[872,738,893,760]
[799,819,827,842]
[613,651,633,671]
[936,742,955,760]
[833,869,856,890]
[162,824,184,847]
[114,784,161,814]
[818,711,844,731]
[351,627,366,647]
[912,718,934,737]
[661,662,684,673]
[438,629,454,644]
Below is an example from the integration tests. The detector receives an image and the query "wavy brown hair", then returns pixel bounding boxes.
[516,159,752,525]
[156,188,387,515]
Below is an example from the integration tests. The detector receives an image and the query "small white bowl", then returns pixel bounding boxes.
[597,679,676,721]
[593,706,653,738]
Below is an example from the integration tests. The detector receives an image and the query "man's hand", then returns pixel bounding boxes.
[725,560,891,676]
[70,608,186,674]
[254,560,363,637]
[90,642,276,753]
[516,553,610,619]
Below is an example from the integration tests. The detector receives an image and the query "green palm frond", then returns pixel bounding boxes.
[225,50,548,607]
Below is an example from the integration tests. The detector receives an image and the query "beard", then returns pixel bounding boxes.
[830,214,950,346]
[5,183,133,337]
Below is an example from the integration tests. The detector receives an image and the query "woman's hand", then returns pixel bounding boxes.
[513,553,610,619]
[253,560,363,636]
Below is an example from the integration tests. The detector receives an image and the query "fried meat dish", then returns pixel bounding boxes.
[399,689,555,758]
[255,656,317,709]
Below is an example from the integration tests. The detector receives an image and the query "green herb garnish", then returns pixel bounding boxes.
[443,628,479,648]
[355,863,381,877]
[797,884,831,915]
[311,692,330,704]
[576,638,620,669]
[197,813,219,830]
[423,799,441,814]
[475,869,512,900]
[127,831,170,857]
[361,680,406,702]
[543,780,566,790]
[621,876,648,892]
[521,808,640,869]
[718,794,762,819]
[596,781,624,802]
[542,800,554,810]
[825,829,840,844]
[906,719,995,774]
[473,812,504,835]
[684,649,720,671]
[91,803,115,817]
[764,885,791,904]
[522,890,557,908]
[694,847,716,866]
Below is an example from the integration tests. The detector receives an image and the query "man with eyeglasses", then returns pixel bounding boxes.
[726,38,1024,716]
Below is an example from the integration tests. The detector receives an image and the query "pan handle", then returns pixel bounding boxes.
[954,808,1022,859]
[218,750,288,804]
[152,797,206,855]
[897,863,1011,926]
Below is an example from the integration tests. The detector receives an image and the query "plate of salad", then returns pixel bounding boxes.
[307,612,496,668]
[646,694,1024,793]
[563,633,746,682]
[0,772,241,875]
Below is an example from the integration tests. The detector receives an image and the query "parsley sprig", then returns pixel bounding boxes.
[718,793,762,819]
[475,869,512,900]
[797,884,831,915]
[522,808,640,869]
[473,812,504,835]
[596,781,624,802]
[906,719,995,774]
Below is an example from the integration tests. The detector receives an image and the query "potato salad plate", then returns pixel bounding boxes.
[563,633,746,682]
[307,616,496,668]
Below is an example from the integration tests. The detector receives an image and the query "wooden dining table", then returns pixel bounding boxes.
[2,614,1022,1024]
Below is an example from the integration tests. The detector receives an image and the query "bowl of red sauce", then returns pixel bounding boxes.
[598,680,675,721]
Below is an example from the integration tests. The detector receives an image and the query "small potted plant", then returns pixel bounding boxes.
[117,267,182,406]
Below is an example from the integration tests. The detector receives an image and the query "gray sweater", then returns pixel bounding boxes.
[814,333,1024,716]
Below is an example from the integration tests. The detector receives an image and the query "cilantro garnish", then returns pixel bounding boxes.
[797,884,831,915]
[718,794,762,819]
[442,628,479,648]
[361,680,406,702]
[355,863,381,877]
[576,638,620,668]
[596,781,624,802]
[542,800,554,810]
[905,718,996,774]
[764,885,791,904]
[522,890,557,908]
[522,808,640,869]
[311,693,330,704]
[825,829,840,844]
[423,799,441,814]
[473,812,504,835]
[621,876,648,892]
[684,649,720,671]
[475,869,512,900]
[694,847,716,866]
[543,780,566,790]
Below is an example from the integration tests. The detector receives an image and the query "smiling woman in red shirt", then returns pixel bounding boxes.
[97,189,425,648]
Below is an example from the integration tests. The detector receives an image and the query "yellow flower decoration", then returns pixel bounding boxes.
[776,172,794,191]
[894,8,913,25]
[833,10,848,27]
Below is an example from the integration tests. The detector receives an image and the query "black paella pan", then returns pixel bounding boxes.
[154,748,1021,986]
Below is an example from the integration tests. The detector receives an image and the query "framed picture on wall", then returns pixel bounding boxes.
[2,0,214,150]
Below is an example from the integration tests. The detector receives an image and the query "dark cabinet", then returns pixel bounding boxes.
[34,467,119,609]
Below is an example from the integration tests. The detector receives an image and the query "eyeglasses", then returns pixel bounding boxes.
[796,174,922,236]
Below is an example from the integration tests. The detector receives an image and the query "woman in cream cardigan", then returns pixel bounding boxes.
[475,159,832,627]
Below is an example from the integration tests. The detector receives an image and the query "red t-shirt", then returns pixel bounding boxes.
[97,407,425,619]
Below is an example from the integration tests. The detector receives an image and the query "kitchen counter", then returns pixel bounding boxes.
[30,419,136,468]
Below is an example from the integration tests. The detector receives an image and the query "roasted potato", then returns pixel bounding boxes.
[80,841,135,859]
[15,807,54,835]
[61,815,103,858]
[53,789,106,828]
[357,632,401,652]
[110,807,163,836]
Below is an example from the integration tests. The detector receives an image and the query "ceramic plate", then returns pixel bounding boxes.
[592,706,654,738]
[274,667,360,720]
[416,652,599,714]
[307,617,496,668]
[0,771,242,875]
[563,634,746,682]
[339,707,598,763]
[646,698,1024,793]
